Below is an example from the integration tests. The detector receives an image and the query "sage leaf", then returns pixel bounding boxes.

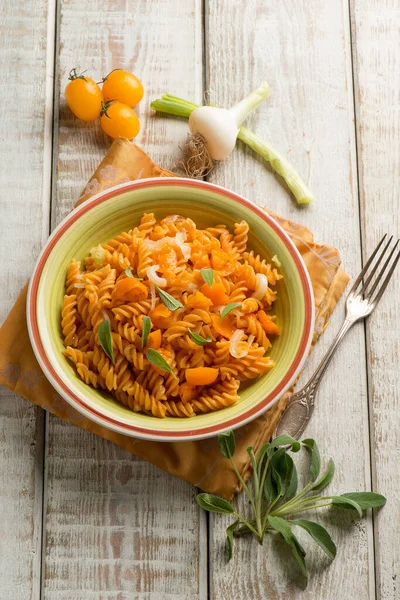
[268,515,307,581]
[293,519,337,559]
[272,451,295,501]
[271,434,301,452]
[218,430,236,459]
[264,470,278,504]
[98,319,114,363]
[284,457,298,501]
[226,520,240,560]
[157,287,184,311]
[200,268,214,286]
[335,492,386,510]
[311,459,335,492]
[146,348,177,379]
[302,438,321,481]
[141,315,152,348]
[221,302,242,319]
[331,496,363,517]
[196,493,235,514]
[189,331,212,346]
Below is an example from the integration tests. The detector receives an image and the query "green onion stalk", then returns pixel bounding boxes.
[150,94,314,205]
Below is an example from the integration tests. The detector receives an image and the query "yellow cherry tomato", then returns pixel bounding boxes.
[102,69,144,106]
[100,101,140,139]
[64,68,103,122]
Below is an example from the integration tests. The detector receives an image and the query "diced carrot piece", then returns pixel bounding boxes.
[211,314,236,338]
[186,367,219,386]
[211,250,236,275]
[201,282,229,306]
[179,382,197,403]
[186,291,212,309]
[149,304,173,329]
[193,254,211,269]
[112,278,148,302]
[147,329,162,350]
[258,310,280,335]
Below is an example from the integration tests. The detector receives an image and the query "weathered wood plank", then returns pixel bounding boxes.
[206,0,374,597]
[350,1,400,598]
[0,0,56,597]
[43,1,206,598]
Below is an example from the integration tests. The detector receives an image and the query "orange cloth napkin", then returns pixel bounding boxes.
[0,140,349,500]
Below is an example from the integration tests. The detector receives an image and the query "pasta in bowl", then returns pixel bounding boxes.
[61,213,282,418]
[28,178,314,441]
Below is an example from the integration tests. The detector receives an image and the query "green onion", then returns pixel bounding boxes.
[150,95,314,205]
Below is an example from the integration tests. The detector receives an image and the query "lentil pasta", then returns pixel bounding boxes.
[61,213,282,418]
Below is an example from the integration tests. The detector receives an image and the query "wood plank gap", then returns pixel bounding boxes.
[39,0,59,597]
[347,2,378,598]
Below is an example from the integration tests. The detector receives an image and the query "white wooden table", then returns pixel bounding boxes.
[1,1,399,598]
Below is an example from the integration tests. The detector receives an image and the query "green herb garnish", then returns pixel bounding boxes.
[141,315,152,348]
[200,268,214,287]
[157,287,184,311]
[189,331,212,346]
[146,348,177,379]
[98,319,114,363]
[125,267,143,280]
[196,431,386,584]
[221,302,242,319]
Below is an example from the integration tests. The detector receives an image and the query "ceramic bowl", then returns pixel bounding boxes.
[27,178,314,441]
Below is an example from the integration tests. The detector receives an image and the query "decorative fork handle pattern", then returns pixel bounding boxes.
[274,316,356,439]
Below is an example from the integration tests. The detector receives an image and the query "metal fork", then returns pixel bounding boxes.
[274,234,400,439]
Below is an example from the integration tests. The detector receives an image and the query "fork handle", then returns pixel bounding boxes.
[274,317,355,439]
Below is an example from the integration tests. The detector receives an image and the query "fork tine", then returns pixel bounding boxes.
[366,239,399,299]
[348,233,387,295]
[360,235,394,296]
[370,245,400,307]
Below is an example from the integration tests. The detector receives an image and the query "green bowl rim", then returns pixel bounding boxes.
[27,177,315,441]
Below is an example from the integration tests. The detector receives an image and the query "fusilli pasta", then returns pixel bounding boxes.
[61,213,282,418]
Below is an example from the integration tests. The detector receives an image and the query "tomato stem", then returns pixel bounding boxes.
[100,100,114,118]
[68,67,88,81]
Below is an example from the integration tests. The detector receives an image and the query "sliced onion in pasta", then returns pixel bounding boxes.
[229,329,247,358]
[150,283,156,310]
[146,265,167,287]
[252,273,269,300]
[73,283,85,289]
[187,282,198,293]
[144,233,190,260]
[230,330,256,358]
[101,309,110,322]
[175,232,191,260]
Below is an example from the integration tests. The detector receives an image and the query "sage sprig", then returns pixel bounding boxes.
[196,431,386,584]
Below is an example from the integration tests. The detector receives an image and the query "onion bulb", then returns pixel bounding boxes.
[186,81,270,176]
